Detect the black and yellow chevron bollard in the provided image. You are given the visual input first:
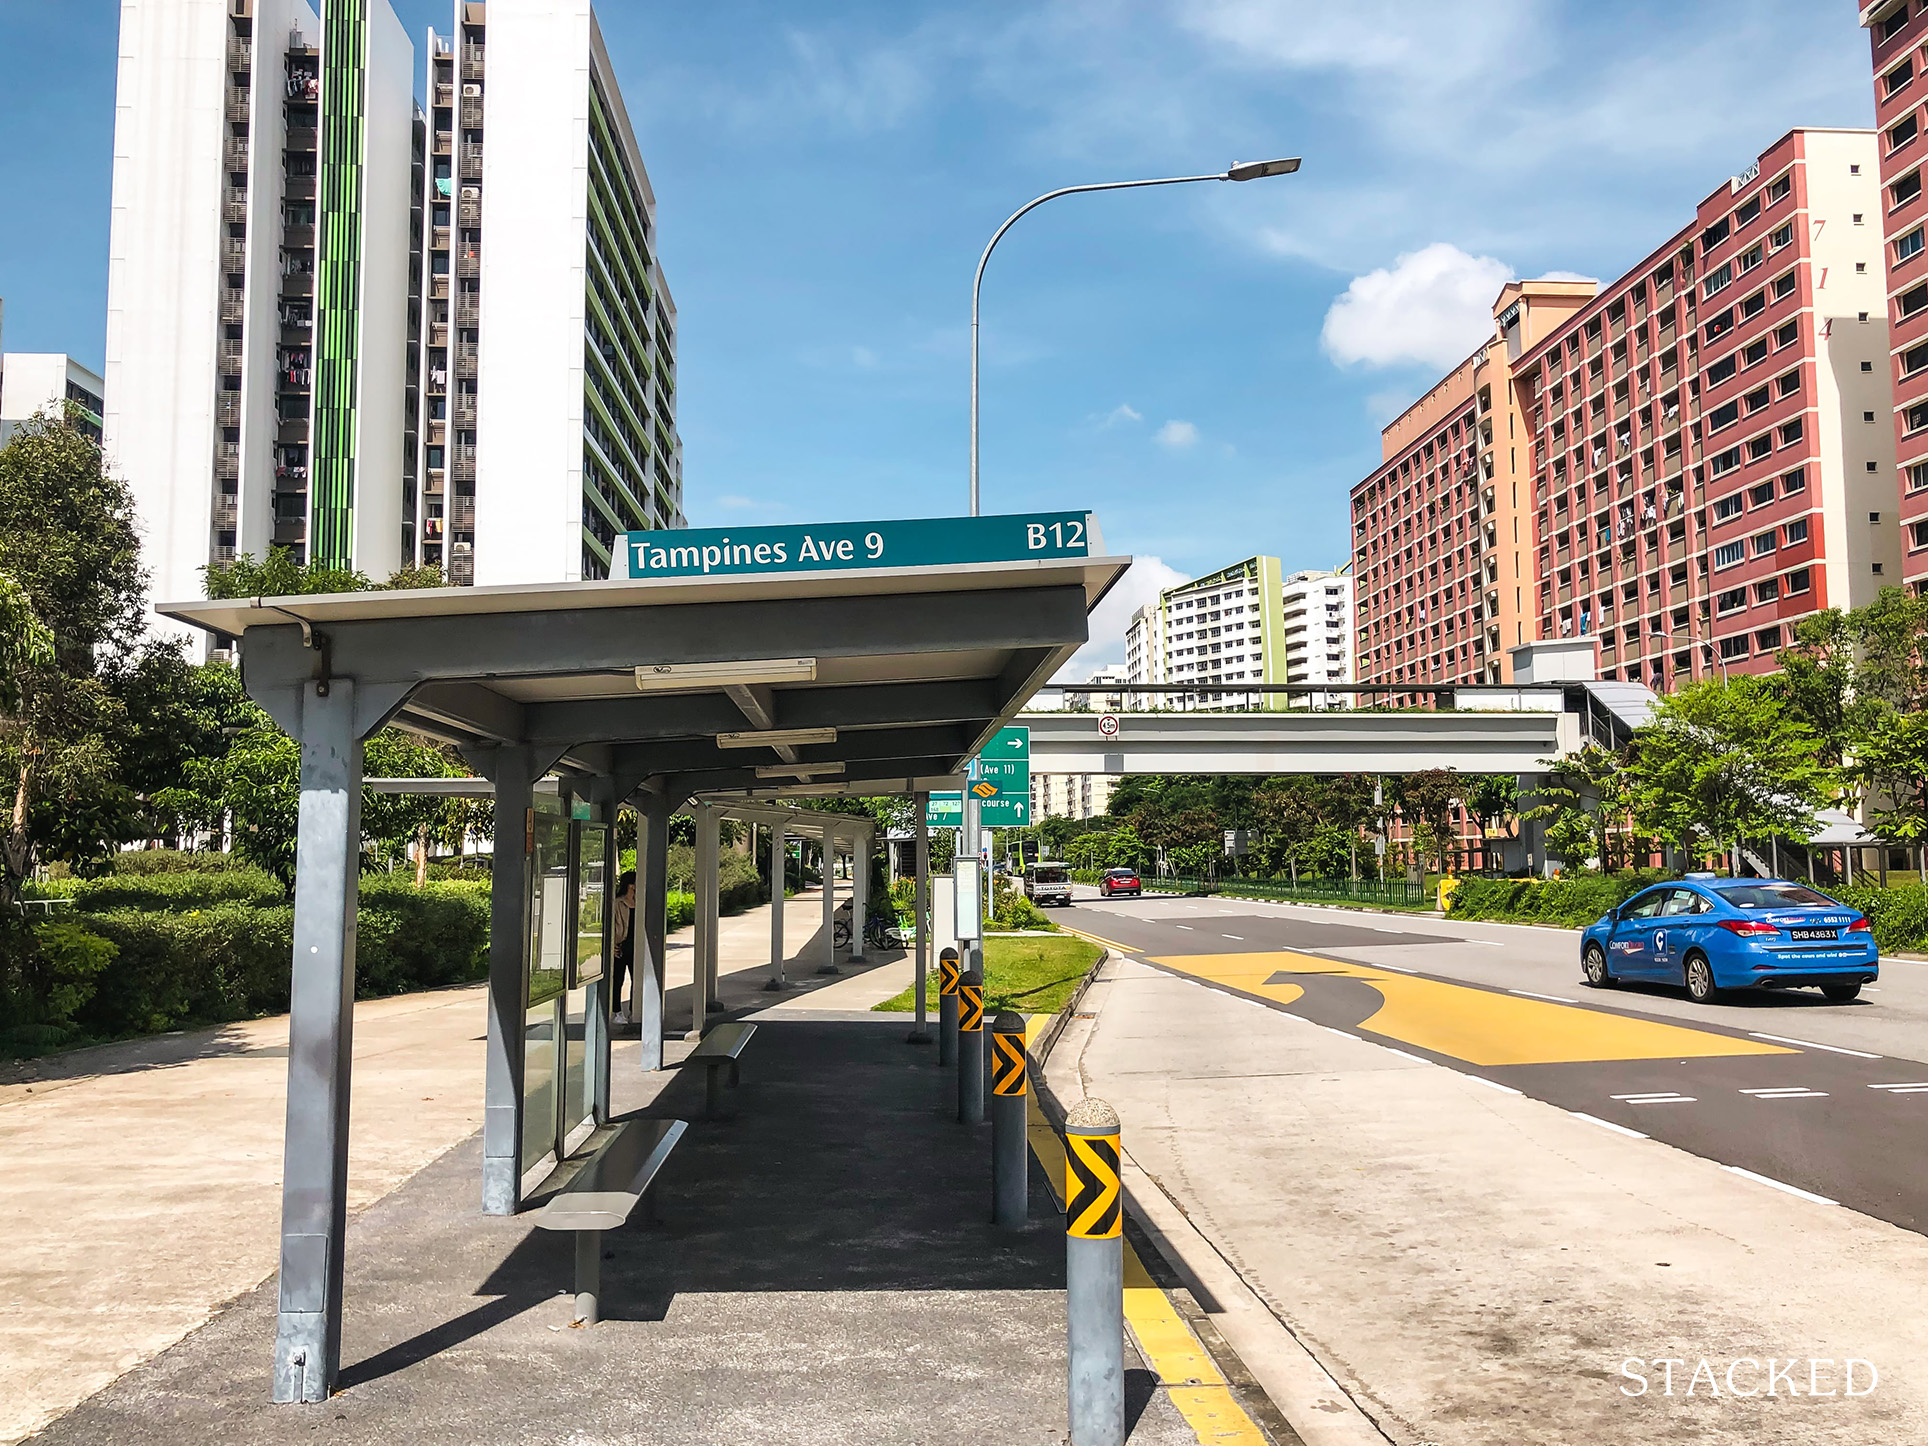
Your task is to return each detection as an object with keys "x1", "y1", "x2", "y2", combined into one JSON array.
[
  {"x1": 990, "y1": 1012, "x2": 1028, "y2": 1230},
  {"x1": 1065, "y1": 1097, "x2": 1123, "y2": 1446},
  {"x1": 938, "y1": 947, "x2": 961, "y2": 1067},
  {"x1": 956, "y1": 969, "x2": 984, "y2": 1124}
]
